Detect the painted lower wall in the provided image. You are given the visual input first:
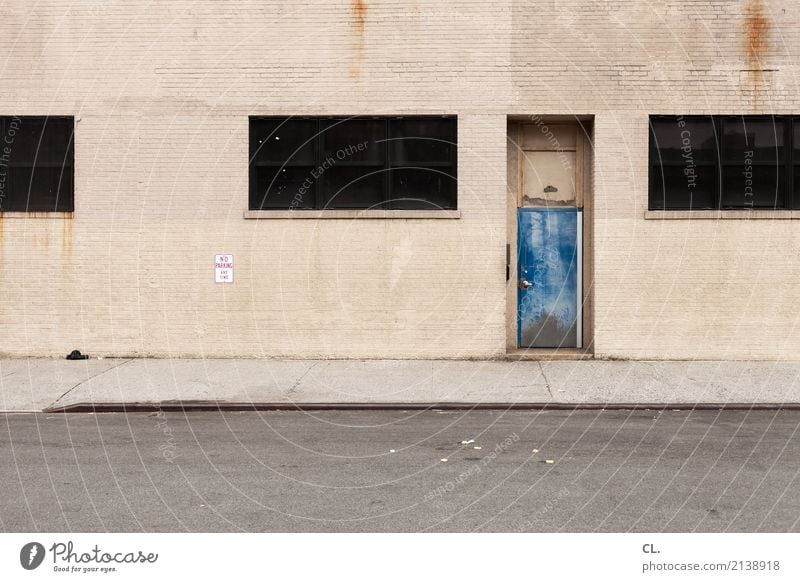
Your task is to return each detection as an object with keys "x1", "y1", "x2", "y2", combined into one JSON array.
[{"x1": 1, "y1": 0, "x2": 799, "y2": 360}]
